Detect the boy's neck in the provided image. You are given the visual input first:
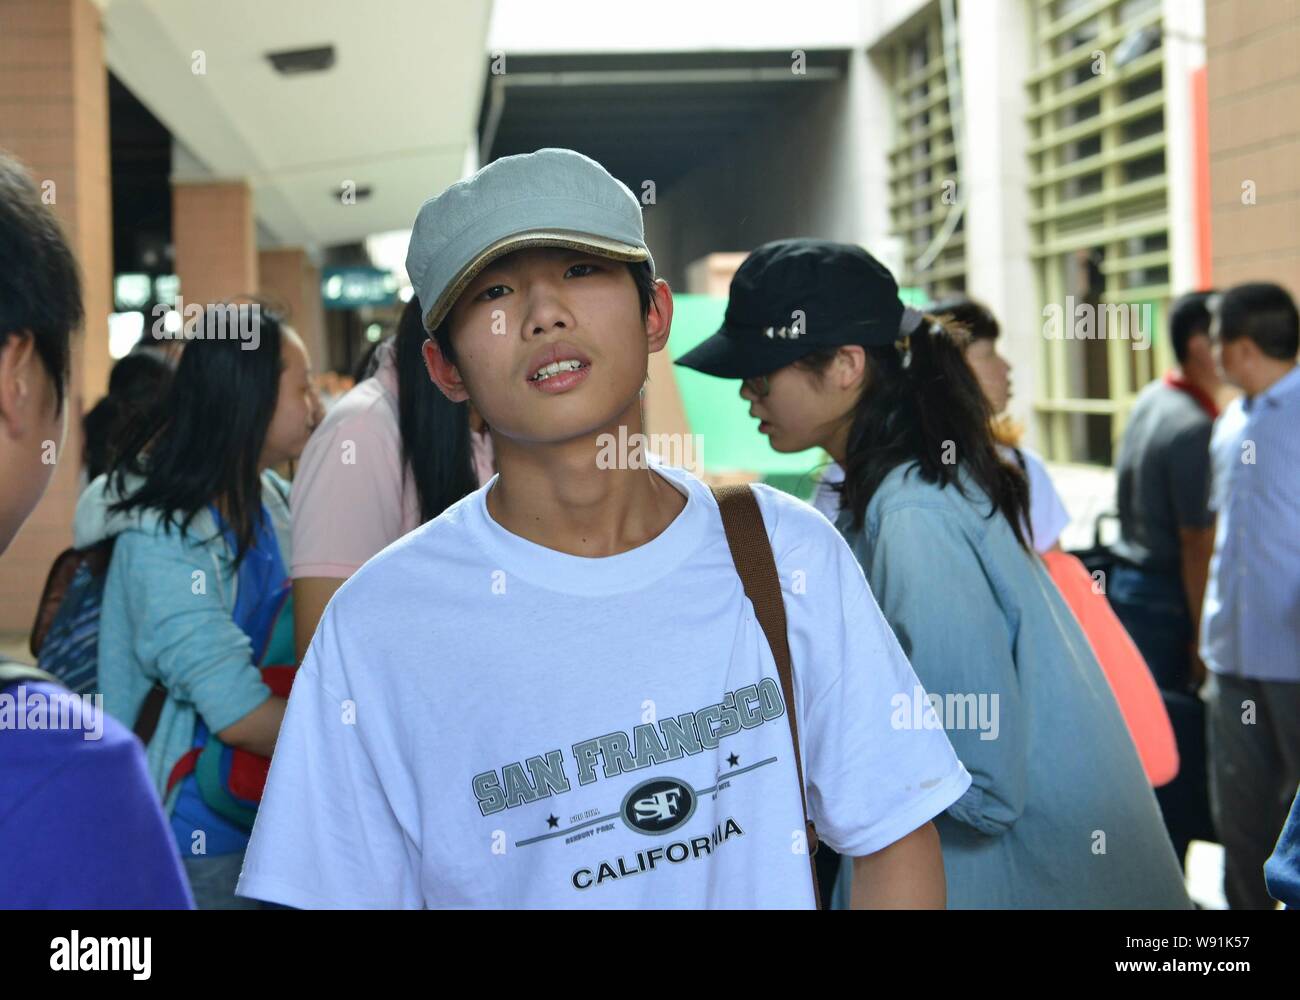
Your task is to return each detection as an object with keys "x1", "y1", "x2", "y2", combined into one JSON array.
[{"x1": 486, "y1": 402, "x2": 687, "y2": 558}]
